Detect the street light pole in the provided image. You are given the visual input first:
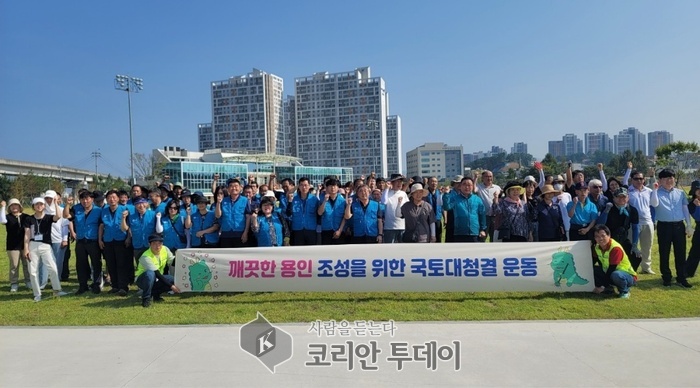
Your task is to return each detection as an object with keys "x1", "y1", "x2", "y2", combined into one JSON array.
[{"x1": 114, "y1": 74, "x2": 143, "y2": 185}]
